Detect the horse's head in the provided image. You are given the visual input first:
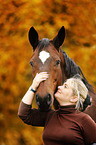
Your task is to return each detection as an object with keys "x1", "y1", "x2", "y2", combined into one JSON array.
[{"x1": 29, "y1": 26, "x2": 66, "y2": 111}]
